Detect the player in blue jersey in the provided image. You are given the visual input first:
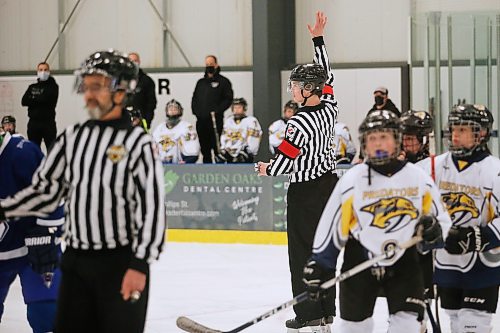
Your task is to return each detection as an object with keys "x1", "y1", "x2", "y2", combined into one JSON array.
[{"x1": 0, "y1": 130, "x2": 64, "y2": 333}]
